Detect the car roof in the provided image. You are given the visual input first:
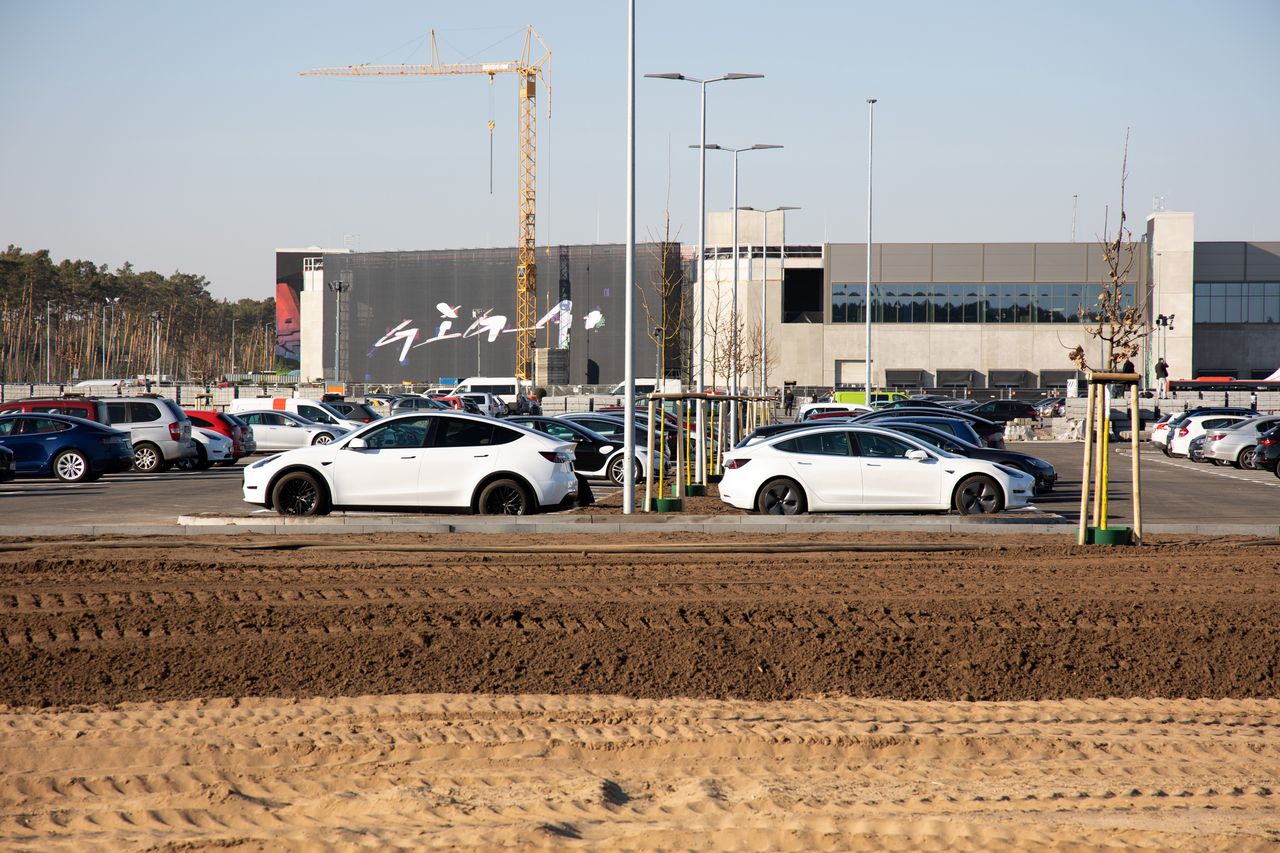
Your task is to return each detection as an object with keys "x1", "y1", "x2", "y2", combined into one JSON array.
[{"x1": 0, "y1": 410, "x2": 113, "y2": 429}]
